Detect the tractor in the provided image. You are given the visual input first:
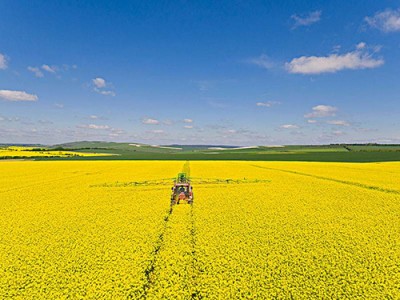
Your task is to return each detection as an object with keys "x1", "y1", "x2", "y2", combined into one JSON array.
[{"x1": 170, "y1": 172, "x2": 193, "y2": 205}]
